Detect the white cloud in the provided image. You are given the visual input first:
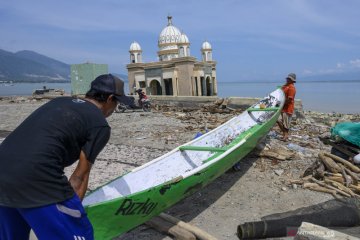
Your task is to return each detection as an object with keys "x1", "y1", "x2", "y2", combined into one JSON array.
[
  {"x1": 303, "y1": 69, "x2": 313, "y2": 75},
  {"x1": 336, "y1": 63, "x2": 345, "y2": 68},
  {"x1": 349, "y1": 59, "x2": 360, "y2": 68}
]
